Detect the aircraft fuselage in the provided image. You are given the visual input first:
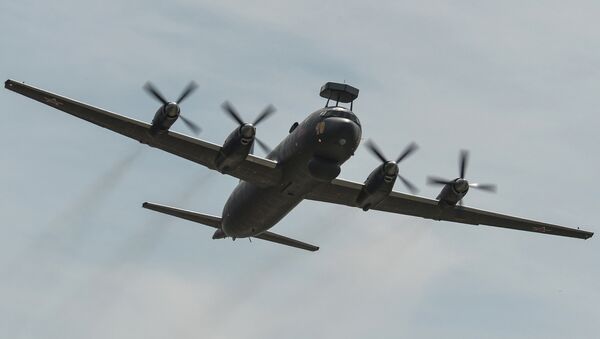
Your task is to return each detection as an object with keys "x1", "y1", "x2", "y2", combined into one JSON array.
[{"x1": 221, "y1": 106, "x2": 362, "y2": 237}]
